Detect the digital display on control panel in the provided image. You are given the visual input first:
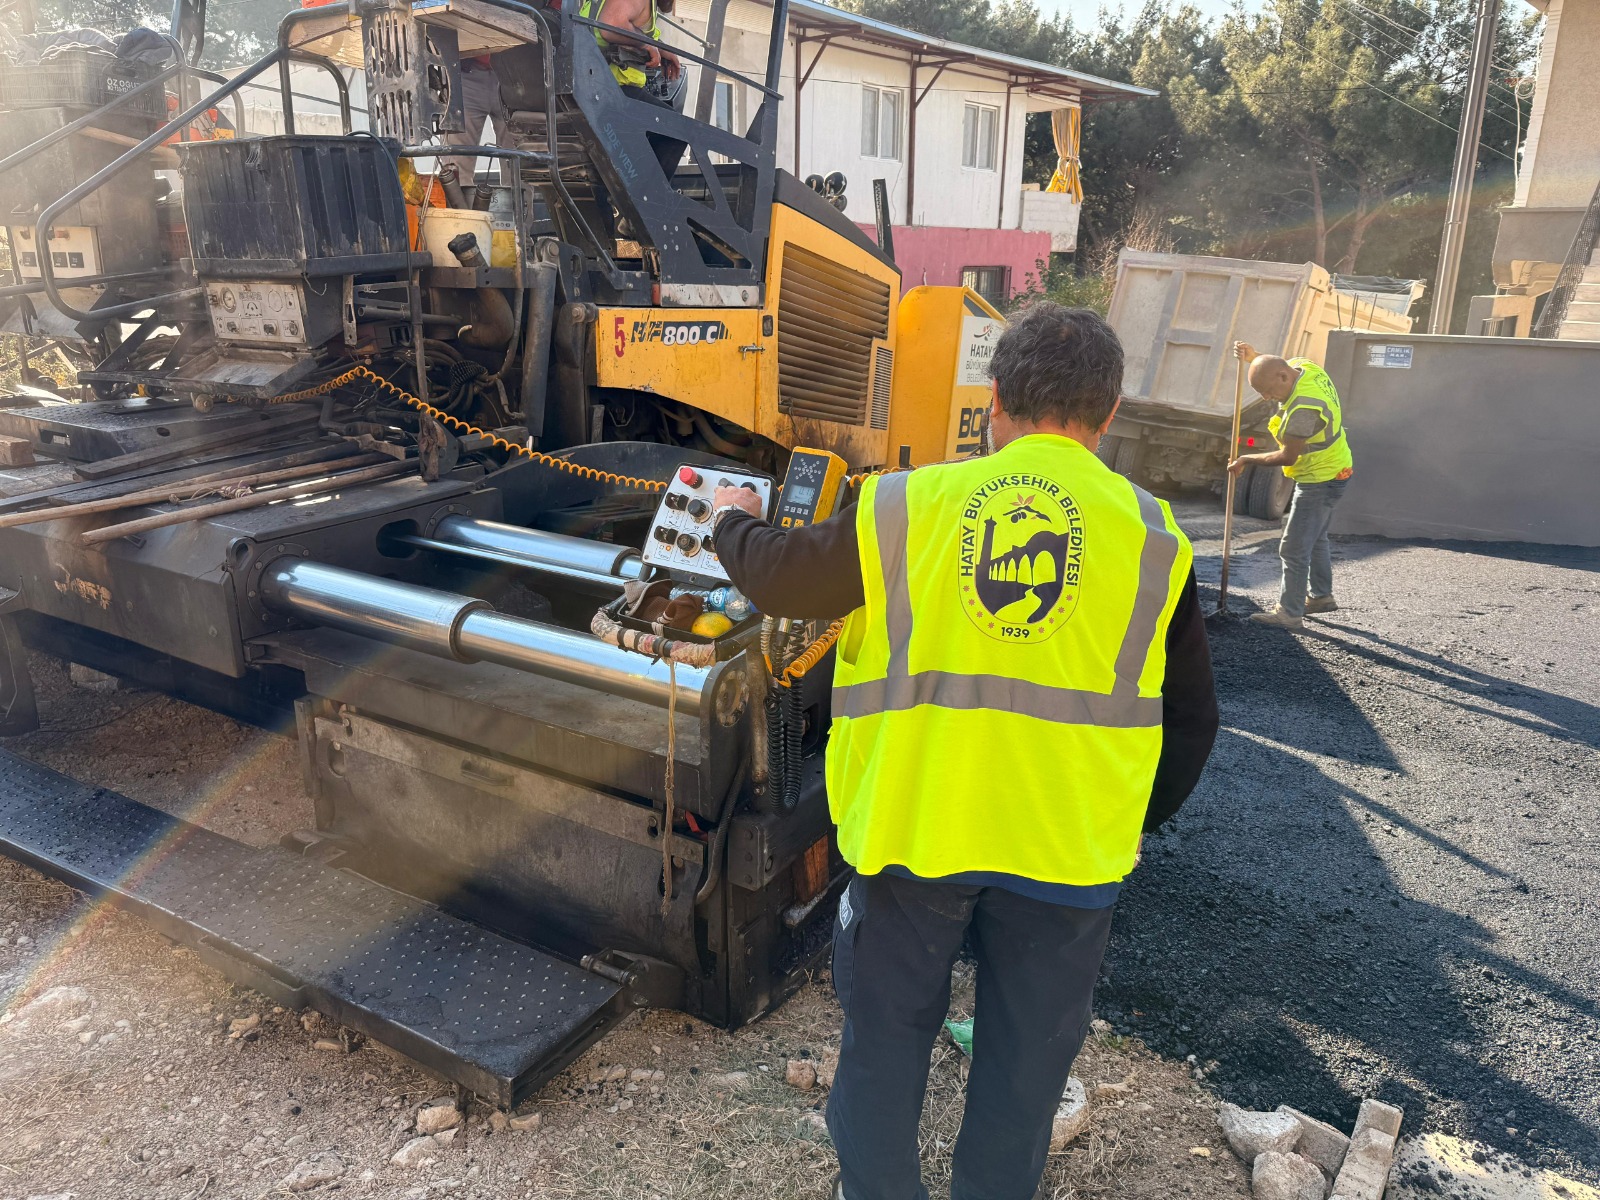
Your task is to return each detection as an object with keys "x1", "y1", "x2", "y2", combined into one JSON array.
[{"x1": 773, "y1": 449, "x2": 846, "y2": 529}]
